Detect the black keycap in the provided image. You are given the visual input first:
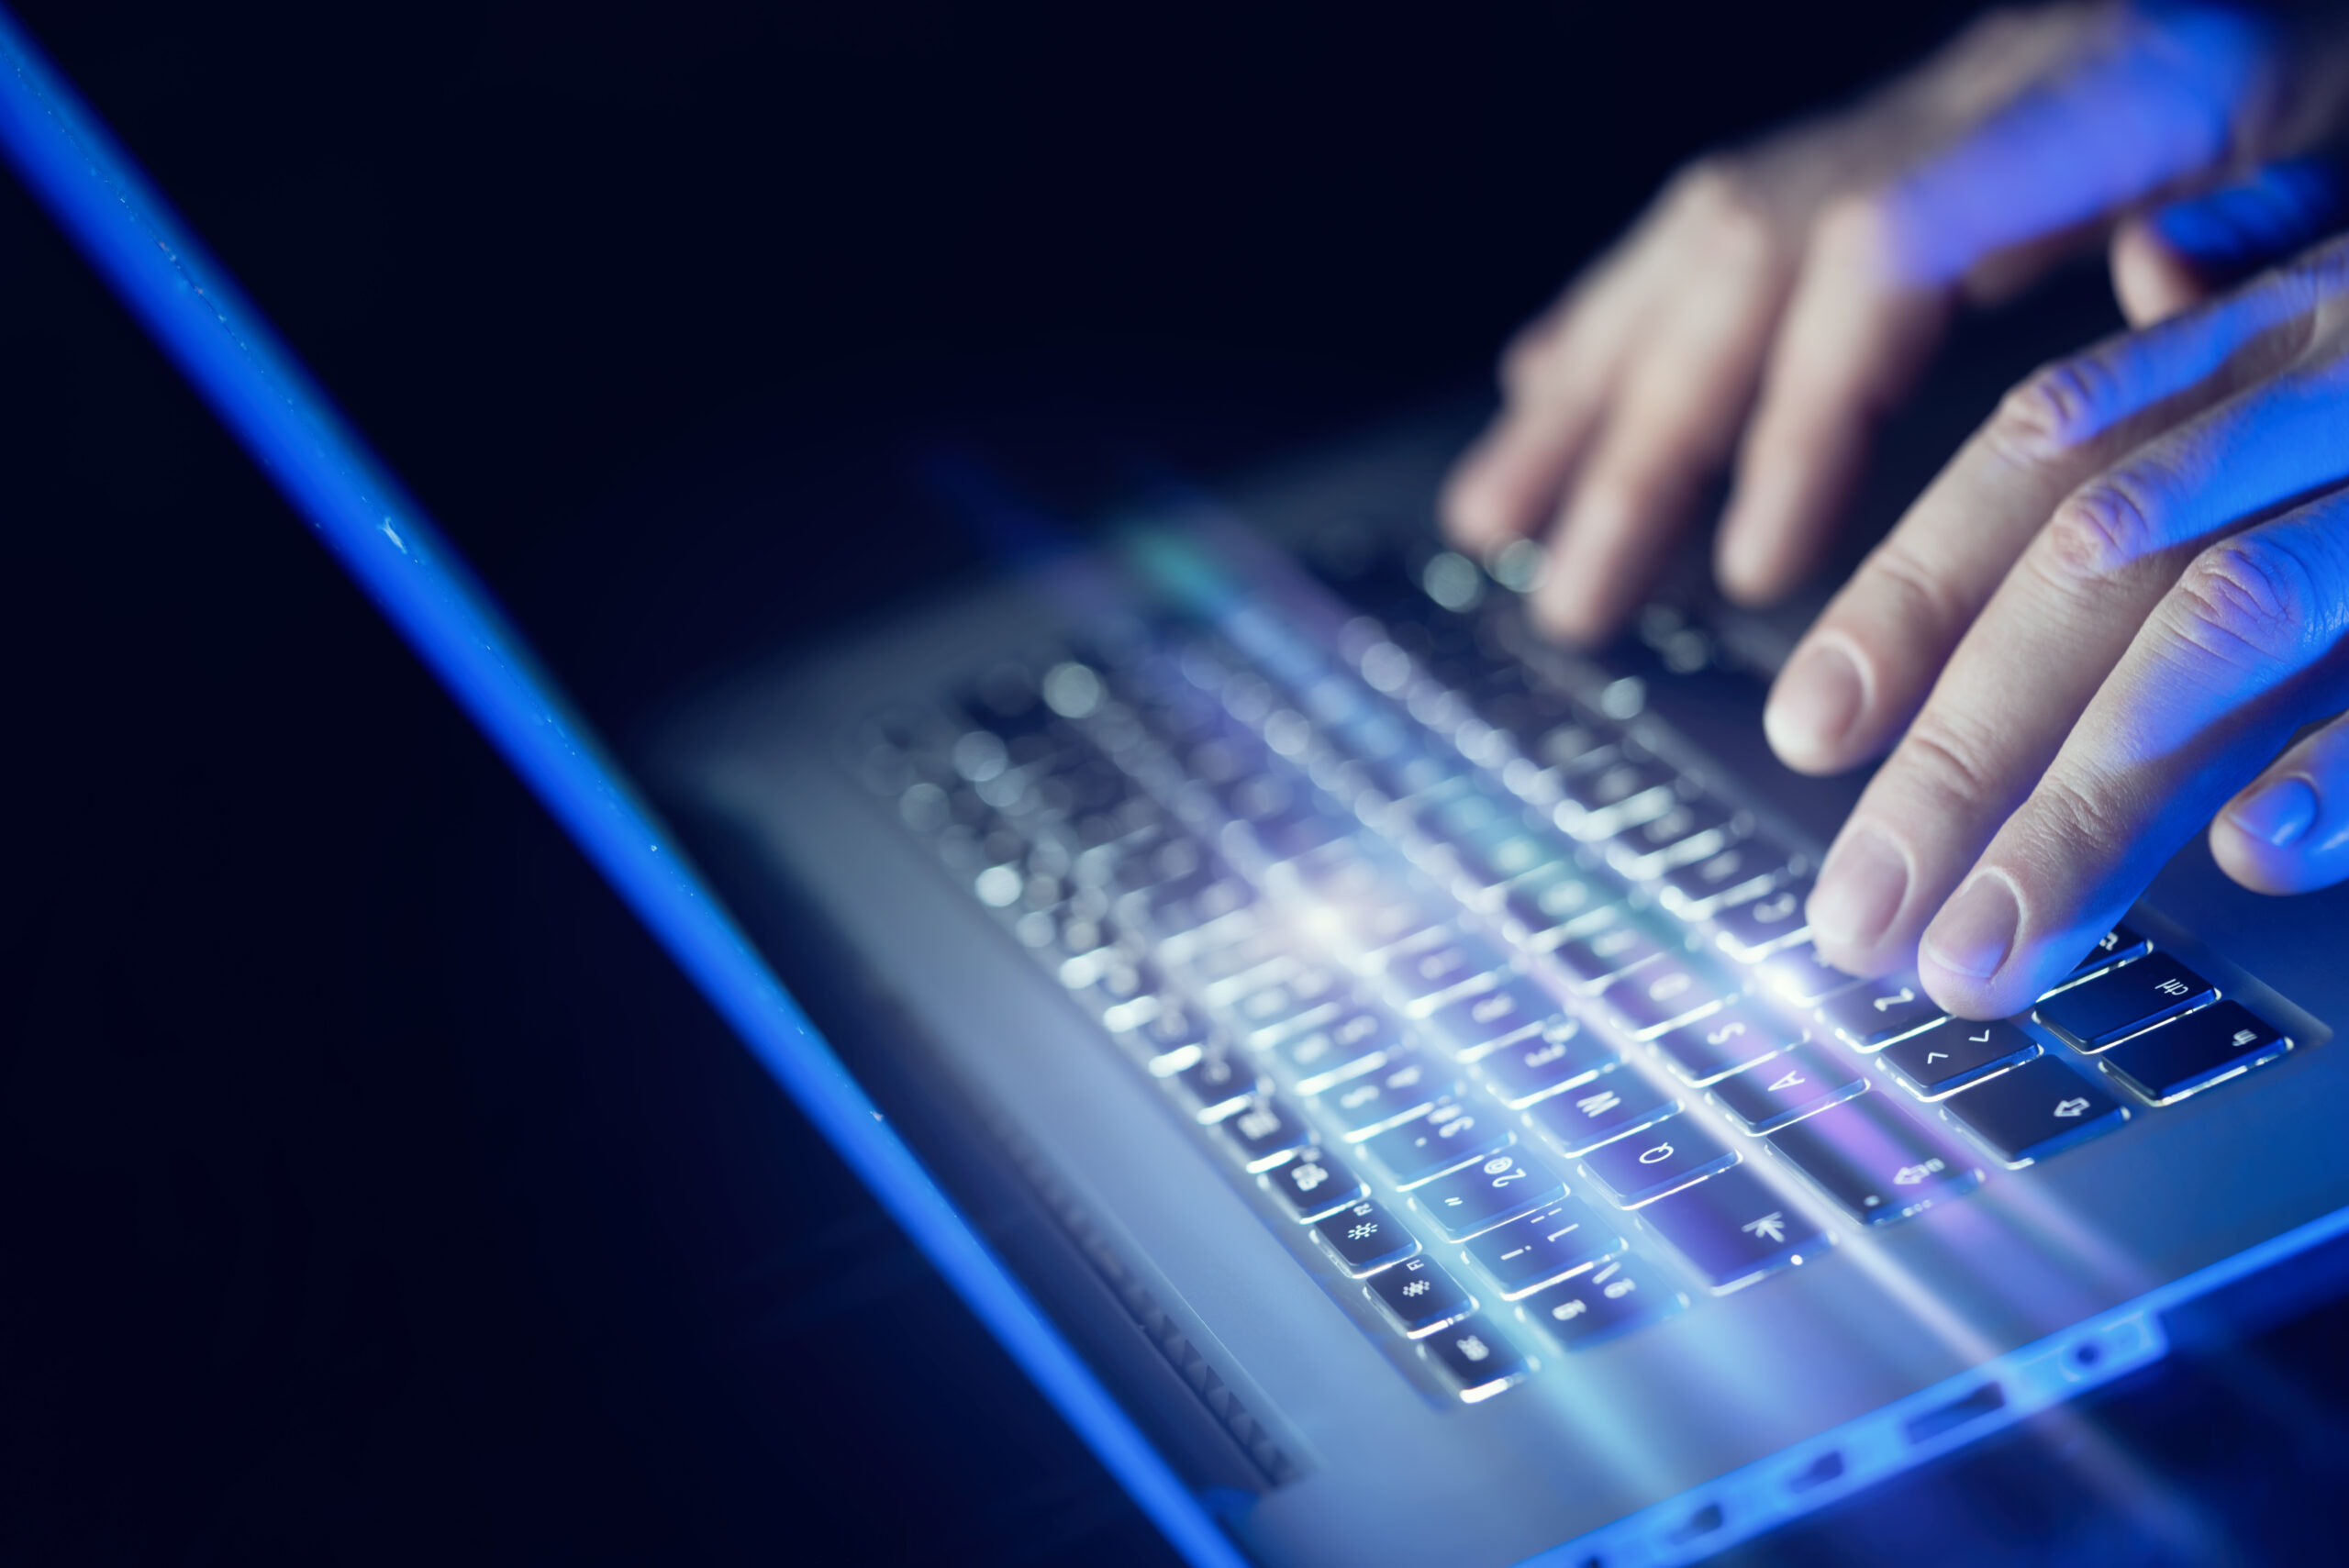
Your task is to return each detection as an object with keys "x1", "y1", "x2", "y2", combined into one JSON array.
[
  {"x1": 1379, "y1": 930, "x2": 1513, "y2": 1016},
  {"x1": 1491, "y1": 862, "x2": 1617, "y2": 951},
  {"x1": 1758, "y1": 943, "x2": 1865, "y2": 1006},
  {"x1": 1581, "y1": 1112, "x2": 1739, "y2": 1207},
  {"x1": 1559, "y1": 749, "x2": 1677, "y2": 832},
  {"x1": 1708, "y1": 1043, "x2": 1865, "y2": 1133},
  {"x1": 1419, "y1": 1314, "x2": 1534, "y2": 1402},
  {"x1": 1523, "y1": 1071, "x2": 1681, "y2": 1157},
  {"x1": 1361, "y1": 1099, "x2": 1514, "y2": 1188},
  {"x1": 1168, "y1": 1044, "x2": 1262, "y2": 1122},
  {"x1": 1364, "y1": 1255, "x2": 1476, "y2": 1337},
  {"x1": 1409, "y1": 1151, "x2": 1566, "y2": 1240},
  {"x1": 1660, "y1": 841, "x2": 1793, "y2": 920},
  {"x1": 2059, "y1": 921, "x2": 2152, "y2": 984},
  {"x1": 1230, "y1": 963, "x2": 1349, "y2": 1047},
  {"x1": 1313, "y1": 1199, "x2": 1420, "y2": 1277},
  {"x1": 1710, "y1": 878, "x2": 1813, "y2": 962},
  {"x1": 1879, "y1": 1018, "x2": 2040, "y2": 1100},
  {"x1": 1475, "y1": 1020, "x2": 1619, "y2": 1108},
  {"x1": 1552, "y1": 916, "x2": 1665, "y2": 993},
  {"x1": 1461, "y1": 1197, "x2": 1624, "y2": 1298},
  {"x1": 1768, "y1": 1094, "x2": 1979, "y2": 1223},
  {"x1": 1606, "y1": 957, "x2": 1730, "y2": 1040},
  {"x1": 1271, "y1": 1007, "x2": 1400, "y2": 1094},
  {"x1": 1454, "y1": 827, "x2": 1564, "y2": 891},
  {"x1": 1421, "y1": 978, "x2": 1571, "y2": 1062},
  {"x1": 1219, "y1": 1094, "x2": 1315, "y2": 1173},
  {"x1": 1313, "y1": 1051, "x2": 1451, "y2": 1140},
  {"x1": 1517, "y1": 1255, "x2": 1682, "y2": 1350},
  {"x1": 2033, "y1": 952, "x2": 2216, "y2": 1051},
  {"x1": 1343, "y1": 890, "x2": 1450, "y2": 959},
  {"x1": 1651, "y1": 1006, "x2": 1802, "y2": 1086},
  {"x1": 1639, "y1": 1163, "x2": 1829, "y2": 1292},
  {"x1": 1259, "y1": 1149, "x2": 1367, "y2": 1222},
  {"x1": 1941, "y1": 1054, "x2": 2131, "y2": 1166},
  {"x1": 1817, "y1": 976, "x2": 1946, "y2": 1051},
  {"x1": 1607, "y1": 795, "x2": 1741, "y2": 880},
  {"x1": 2098, "y1": 1000, "x2": 2292, "y2": 1105},
  {"x1": 1187, "y1": 931, "x2": 1299, "y2": 1005},
  {"x1": 1123, "y1": 998, "x2": 1213, "y2": 1073}
]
